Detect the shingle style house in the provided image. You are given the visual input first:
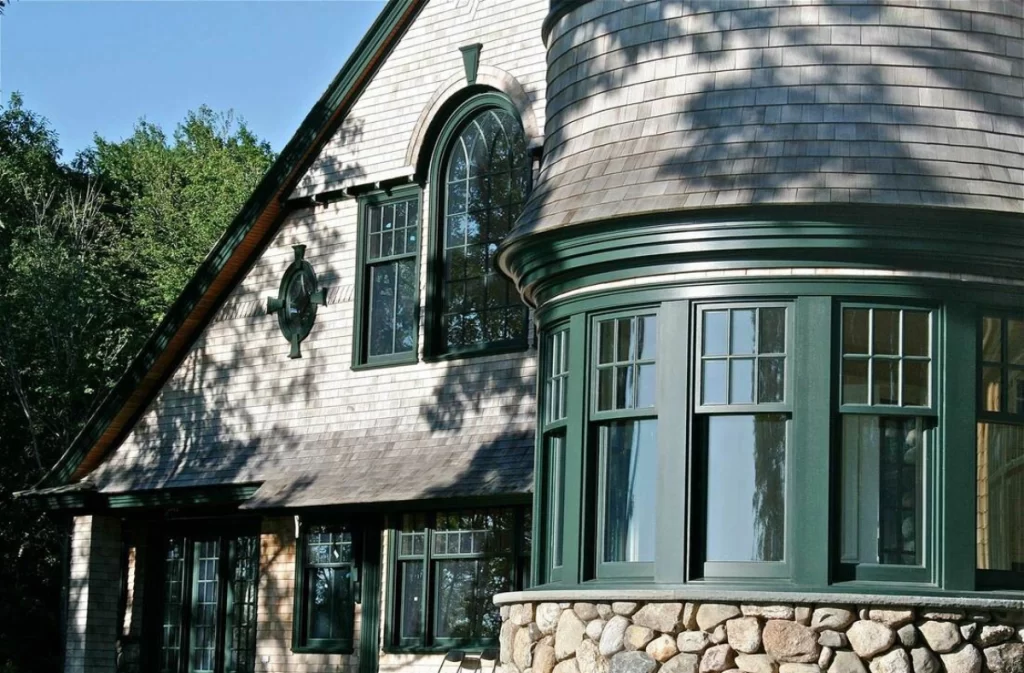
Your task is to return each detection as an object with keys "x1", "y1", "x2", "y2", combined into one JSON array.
[{"x1": 21, "y1": 1, "x2": 1024, "y2": 673}]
